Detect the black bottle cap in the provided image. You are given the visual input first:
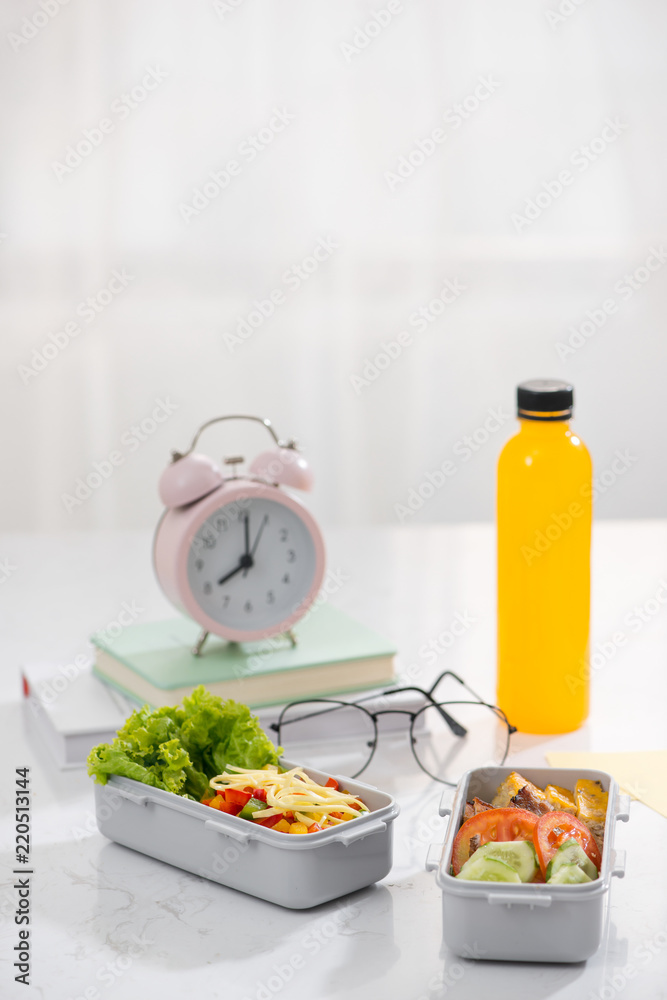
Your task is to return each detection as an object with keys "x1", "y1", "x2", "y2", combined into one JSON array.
[{"x1": 517, "y1": 379, "x2": 573, "y2": 420}]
